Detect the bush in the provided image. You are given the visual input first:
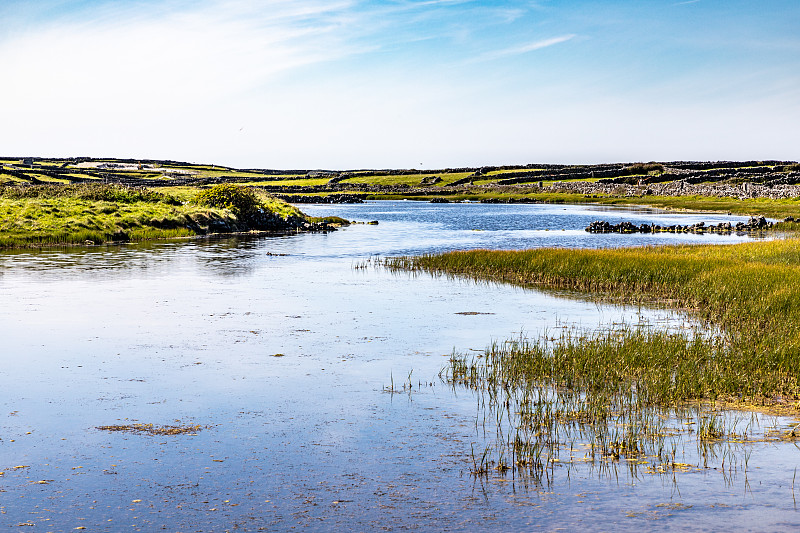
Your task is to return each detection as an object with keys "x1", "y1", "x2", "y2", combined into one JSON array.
[
  {"x1": 192, "y1": 184, "x2": 262, "y2": 217},
  {"x1": 625, "y1": 163, "x2": 664, "y2": 175}
]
